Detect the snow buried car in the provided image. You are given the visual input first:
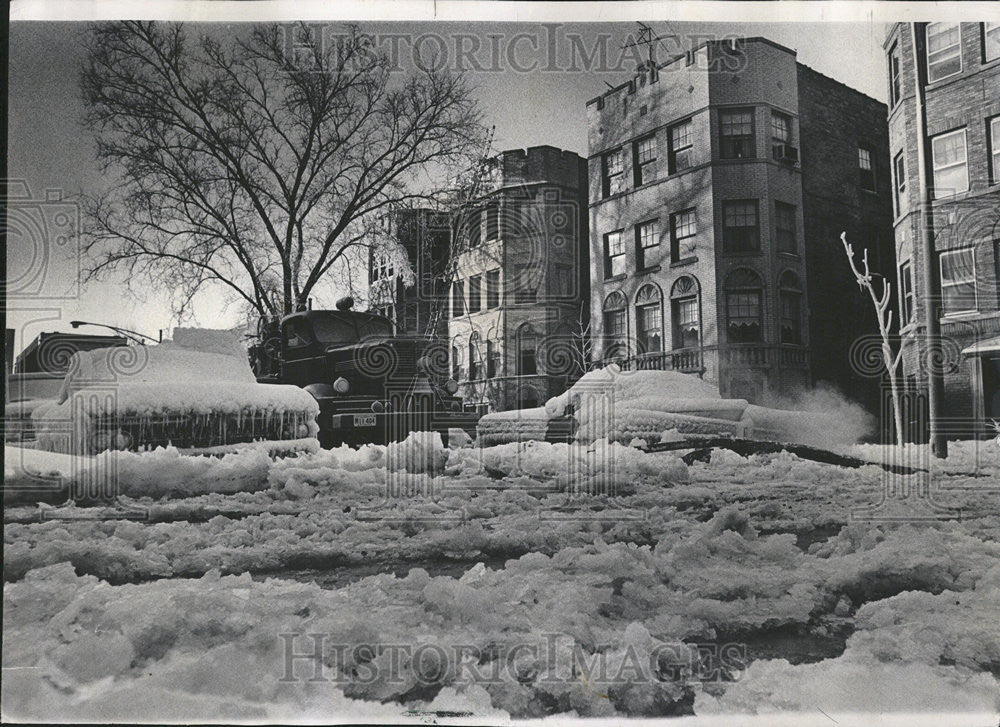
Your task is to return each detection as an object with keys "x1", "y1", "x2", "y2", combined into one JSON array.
[{"x1": 32, "y1": 328, "x2": 320, "y2": 456}]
